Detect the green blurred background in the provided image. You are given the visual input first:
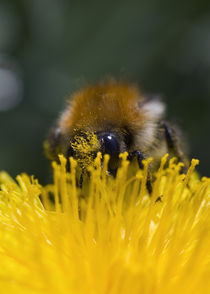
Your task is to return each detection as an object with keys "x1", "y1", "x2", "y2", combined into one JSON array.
[{"x1": 0, "y1": 0, "x2": 209, "y2": 184}]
